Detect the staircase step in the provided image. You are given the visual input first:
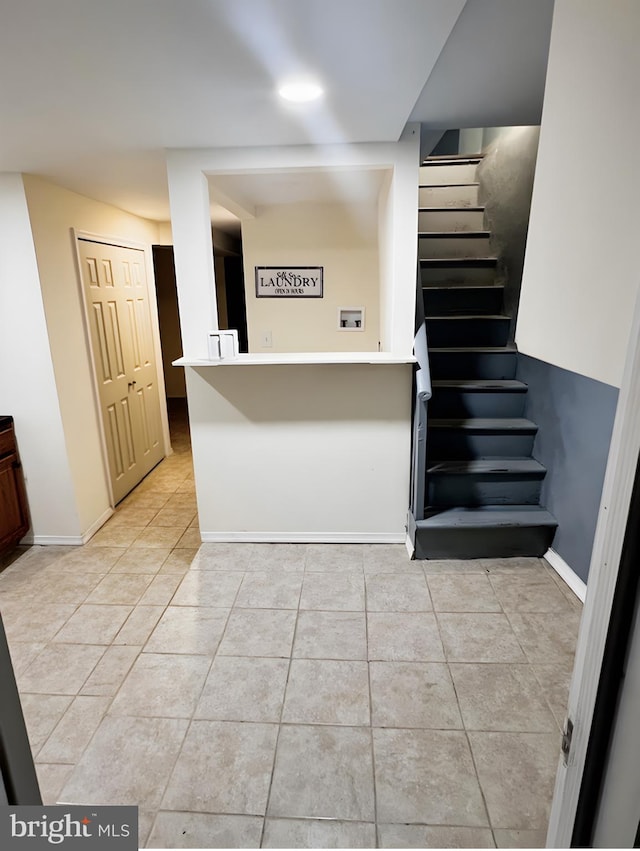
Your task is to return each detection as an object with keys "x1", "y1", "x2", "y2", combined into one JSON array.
[
  {"x1": 423, "y1": 285, "x2": 504, "y2": 315},
  {"x1": 419, "y1": 233, "x2": 492, "y2": 260},
  {"x1": 419, "y1": 164, "x2": 478, "y2": 185},
  {"x1": 427, "y1": 458, "x2": 546, "y2": 506},
  {"x1": 414, "y1": 505, "x2": 557, "y2": 559},
  {"x1": 421, "y1": 257, "x2": 499, "y2": 286},
  {"x1": 422, "y1": 154, "x2": 483, "y2": 165},
  {"x1": 418, "y1": 207, "x2": 485, "y2": 233},
  {"x1": 429, "y1": 347, "x2": 517, "y2": 380},
  {"x1": 430, "y1": 380, "x2": 527, "y2": 418},
  {"x1": 427, "y1": 418, "x2": 538, "y2": 460},
  {"x1": 419, "y1": 184, "x2": 480, "y2": 208},
  {"x1": 426, "y1": 315, "x2": 510, "y2": 347}
]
